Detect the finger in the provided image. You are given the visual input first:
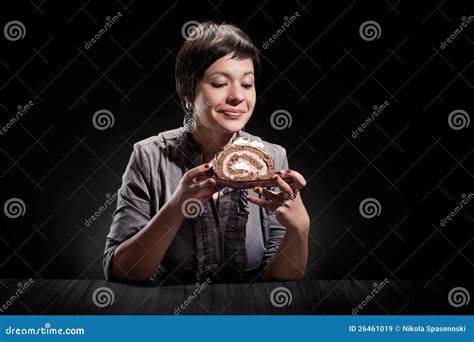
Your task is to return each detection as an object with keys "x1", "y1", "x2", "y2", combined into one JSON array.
[
  {"x1": 185, "y1": 163, "x2": 212, "y2": 183},
  {"x1": 246, "y1": 195, "x2": 273, "y2": 210},
  {"x1": 254, "y1": 187, "x2": 279, "y2": 201},
  {"x1": 282, "y1": 199, "x2": 293, "y2": 208},
  {"x1": 277, "y1": 169, "x2": 297, "y2": 187},
  {"x1": 193, "y1": 177, "x2": 215, "y2": 190},
  {"x1": 273, "y1": 174, "x2": 293, "y2": 195},
  {"x1": 285, "y1": 169, "x2": 307, "y2": 190}
]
